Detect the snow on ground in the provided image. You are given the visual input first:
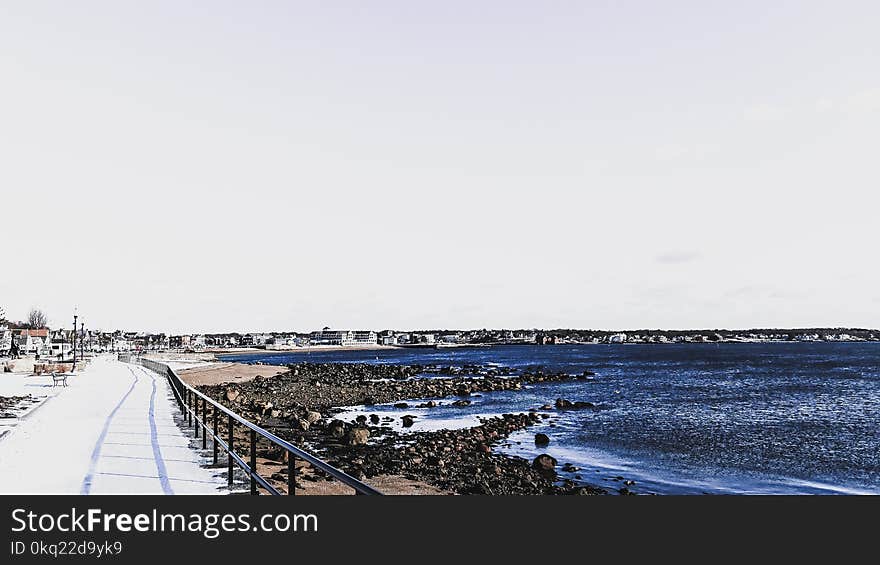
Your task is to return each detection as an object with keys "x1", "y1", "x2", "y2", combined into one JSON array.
[{"x1": 0, "y1": 356, "x2": 227, "y2": 494}]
